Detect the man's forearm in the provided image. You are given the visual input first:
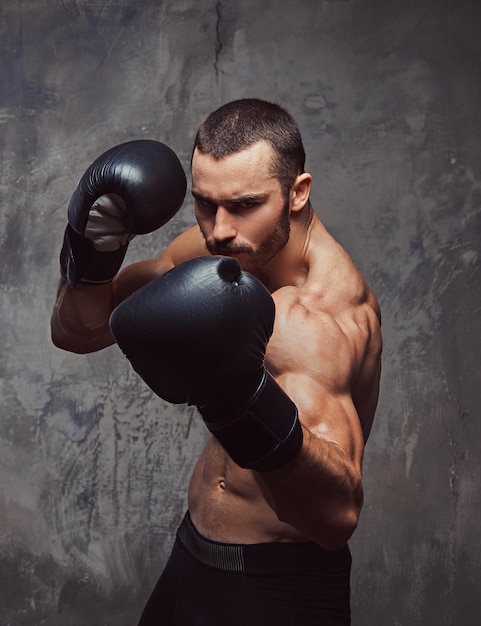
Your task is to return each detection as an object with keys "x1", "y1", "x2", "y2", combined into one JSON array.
[
  {"x1": 253, "y1": 427, "x2": 363, "y2": 550},
  {"x1": 50, "y1": 279, "x2": 116, "y2": 353}
]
